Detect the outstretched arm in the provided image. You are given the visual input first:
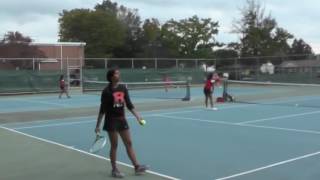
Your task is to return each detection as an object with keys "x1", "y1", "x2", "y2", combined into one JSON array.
[
  {"x1": 124, "y1": 87, "x2": 142, "y2": 122},
  {"x1": 129, "y1": 108, "x2": 142, "y2": 123}
]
